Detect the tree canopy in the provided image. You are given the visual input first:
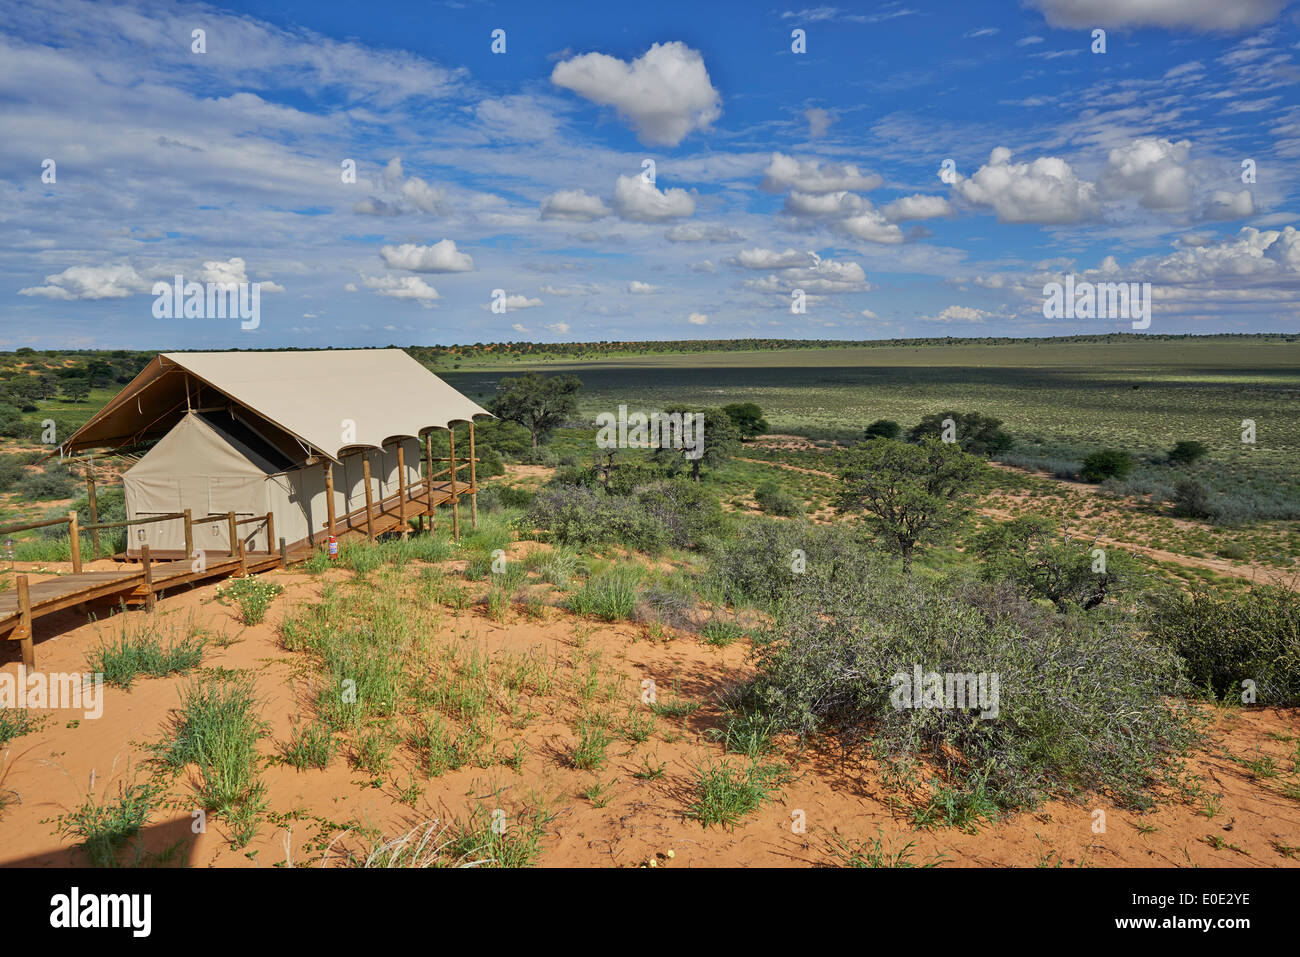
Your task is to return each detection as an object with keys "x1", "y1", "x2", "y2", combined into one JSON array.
[
  {"x1": 836, "y1": 437, "x2": 984, "y2": 565},
  {"x1": 908, "y1": 410, "x2": 1013, "y2": 457},
  {"x1": 487, "y1": 372, "x2": 581, "y2": 448}
]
